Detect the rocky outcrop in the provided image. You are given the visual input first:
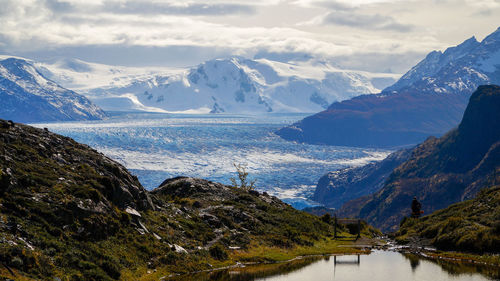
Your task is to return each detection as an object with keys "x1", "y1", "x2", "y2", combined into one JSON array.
[
  {"x1": 313, "y1": 148, "x2": 412, "y2": 209},
  {"x1": 339, "y1": 85, "x2": 500, "y2": 231},
  {"x1": 0, "y1": 119, "x2": 153, "y2": 212}
]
